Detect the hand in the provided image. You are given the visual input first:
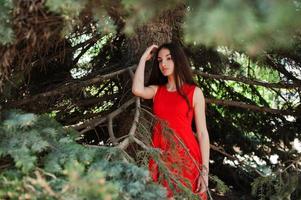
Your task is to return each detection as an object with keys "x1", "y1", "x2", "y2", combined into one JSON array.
[
  {"x1": 195, "y1": 173, "x2": 208, "y2": 194},
  {"x1": 141, "y1": 44, "x2": 158, "y2": 62}
]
